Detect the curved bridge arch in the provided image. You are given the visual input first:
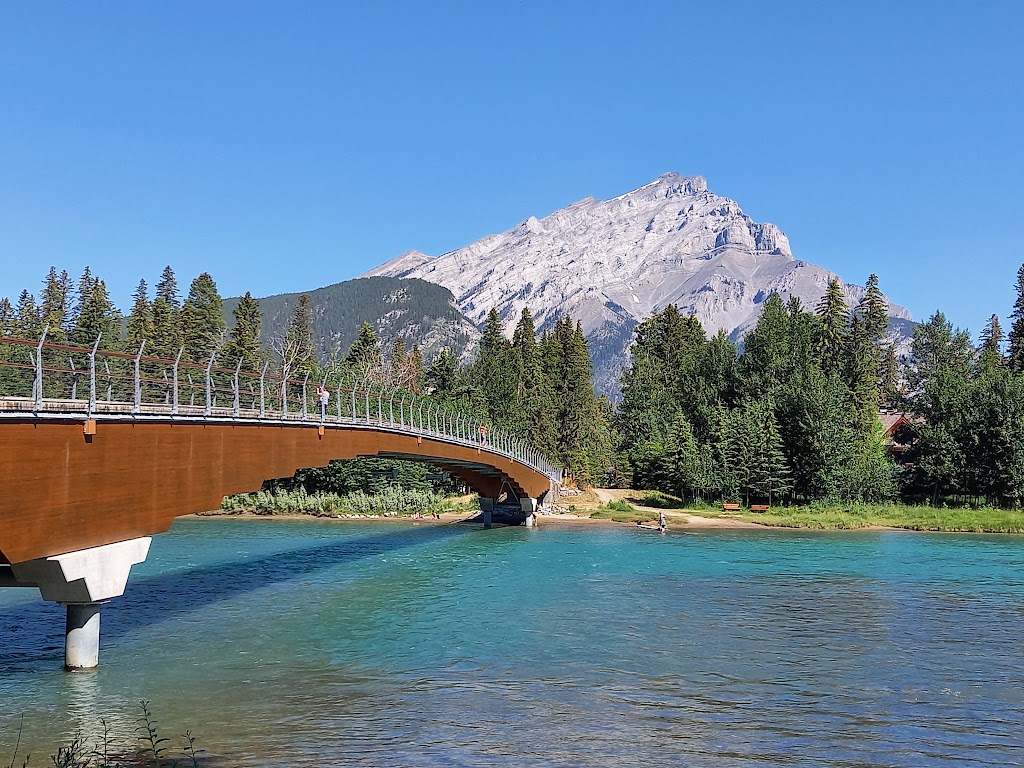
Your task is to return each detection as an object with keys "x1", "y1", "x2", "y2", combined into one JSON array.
[
  {"x1": 0, "y1": 414, "x2": 556, "y2": 564},
  {"x1": 0, "y1": 334, "x2": 559, "y2": 565}
]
